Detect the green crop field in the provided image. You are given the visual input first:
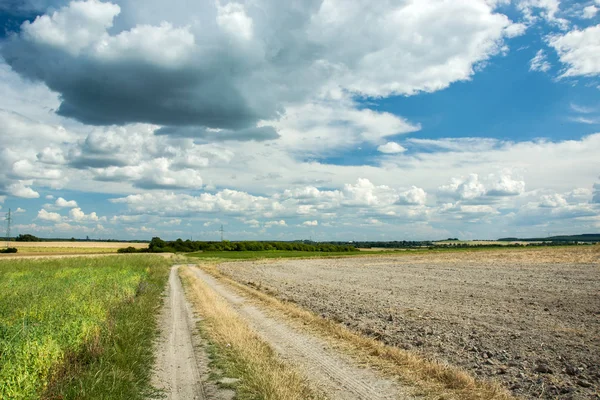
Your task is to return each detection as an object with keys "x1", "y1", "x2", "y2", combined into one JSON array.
[
  {"x1": 0, "y1": 255, "x2": 170, "y2": 399},
  {"x1": 187, "y1": 250, "x2": 387, "y2": 259}
]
